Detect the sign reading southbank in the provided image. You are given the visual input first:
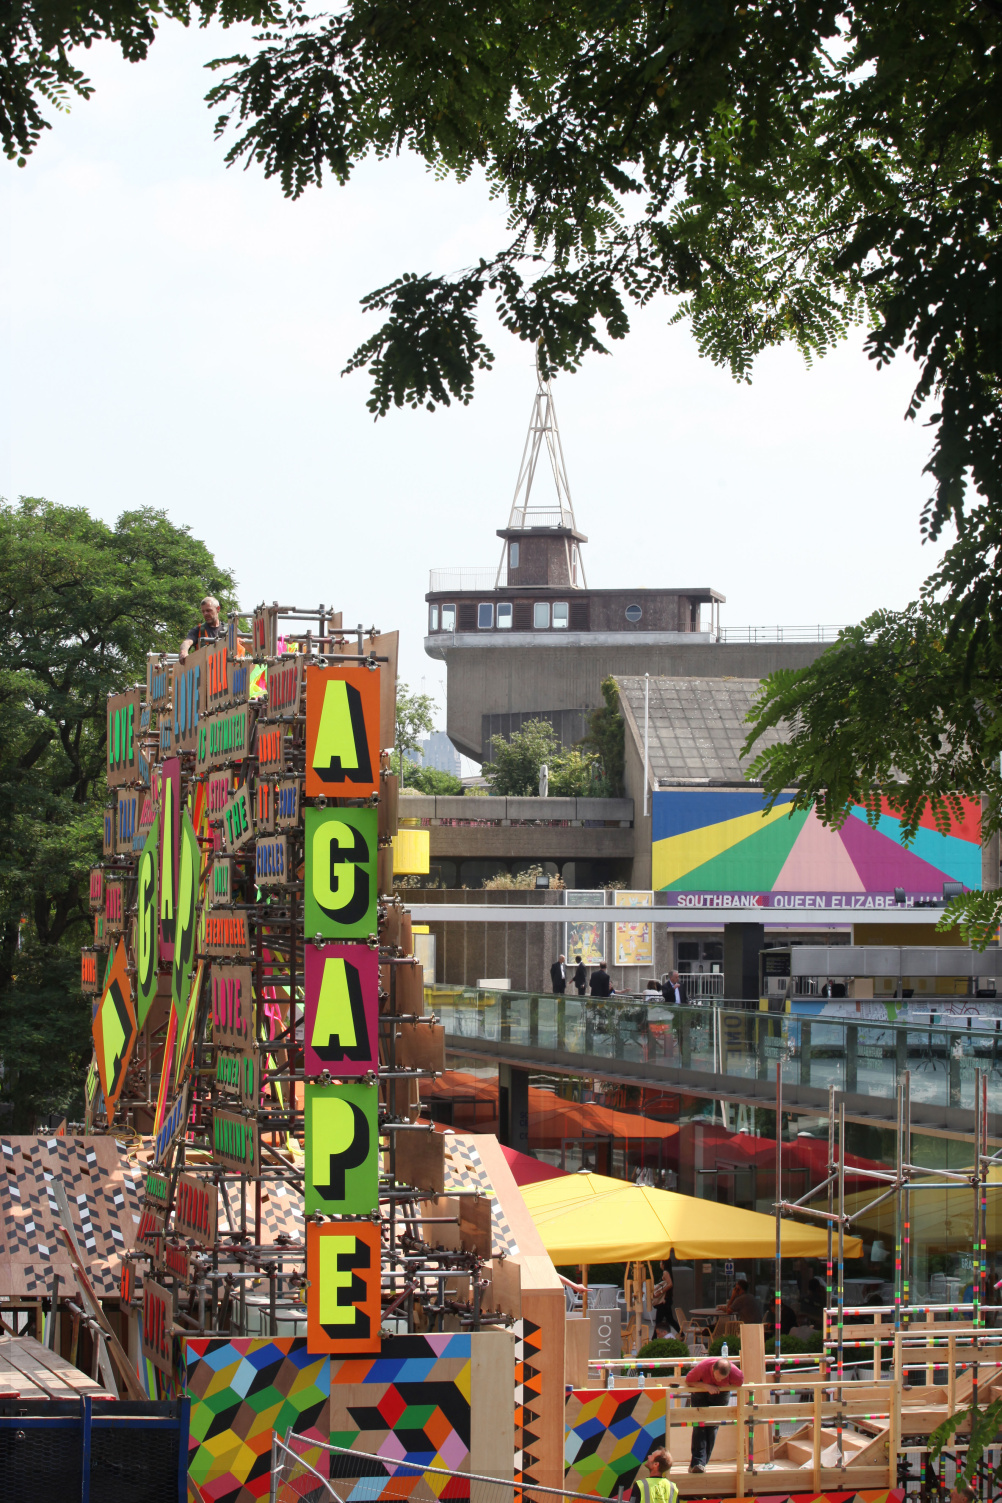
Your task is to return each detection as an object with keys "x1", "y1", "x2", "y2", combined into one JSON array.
[{"x1": 665, "y1": 890, "x2": 959, "y2": 910}]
